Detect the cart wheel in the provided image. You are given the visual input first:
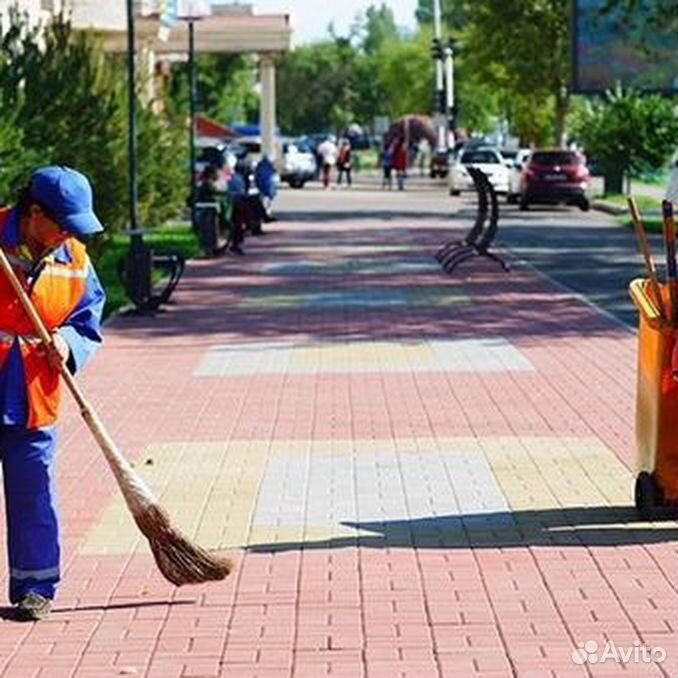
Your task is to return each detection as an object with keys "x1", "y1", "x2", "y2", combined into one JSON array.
[{"x1": 635, "y1": 472, "x2": 656, "y2": 519}]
